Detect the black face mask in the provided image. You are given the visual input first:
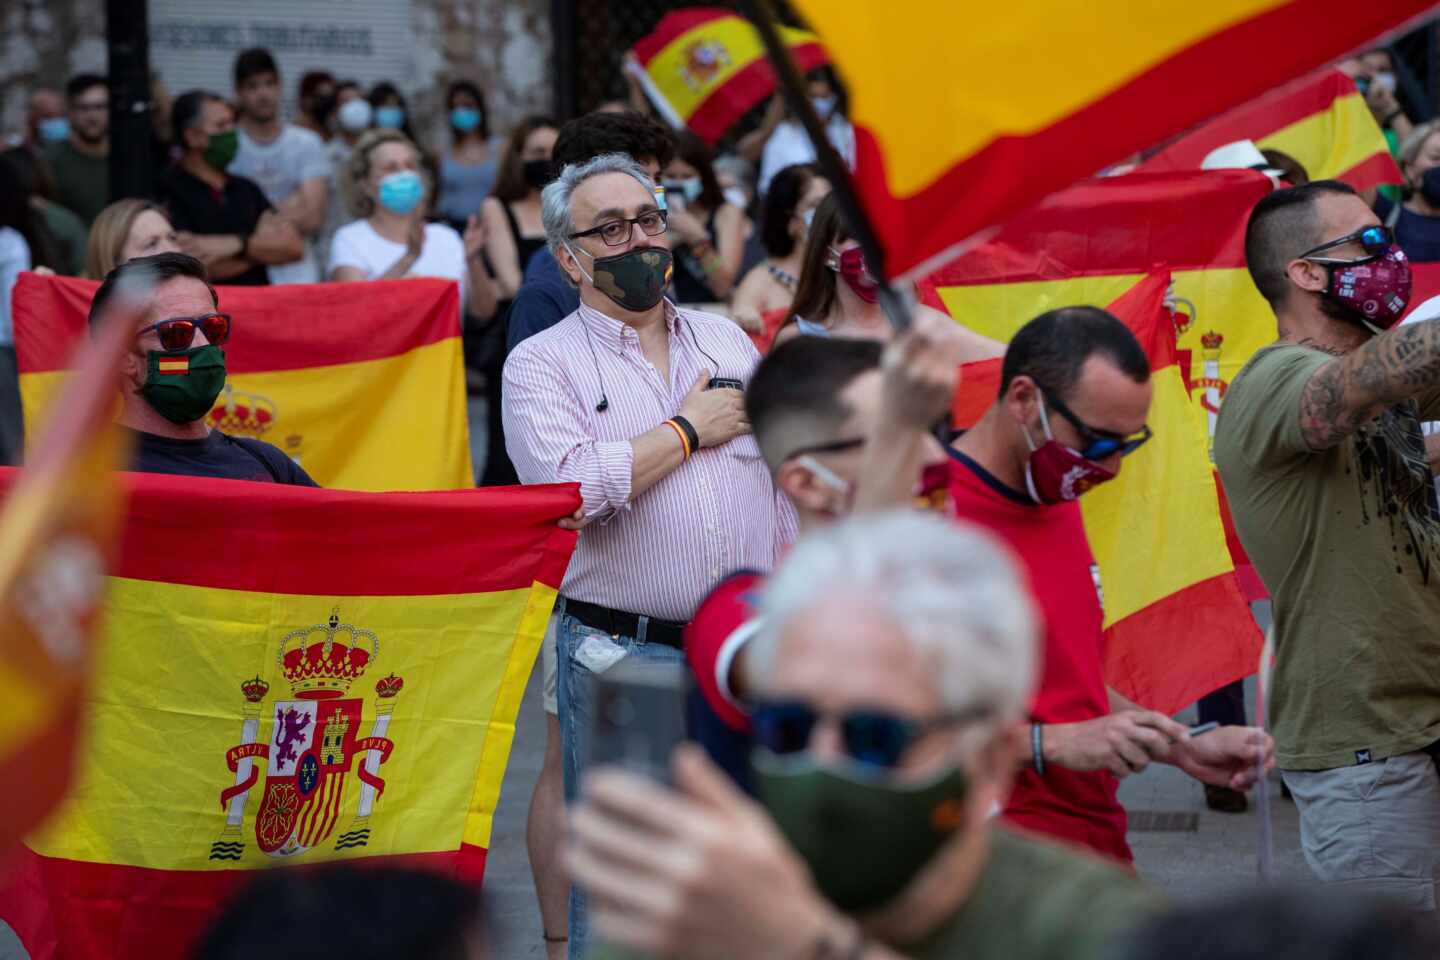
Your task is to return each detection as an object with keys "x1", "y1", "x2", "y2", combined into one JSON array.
[
  {"x1": 523, "y1": 159, "x2": 553, "y2": 190},
  {"x1": 1422, "y1": 166, "x2": 1440, "y2": 207}
]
